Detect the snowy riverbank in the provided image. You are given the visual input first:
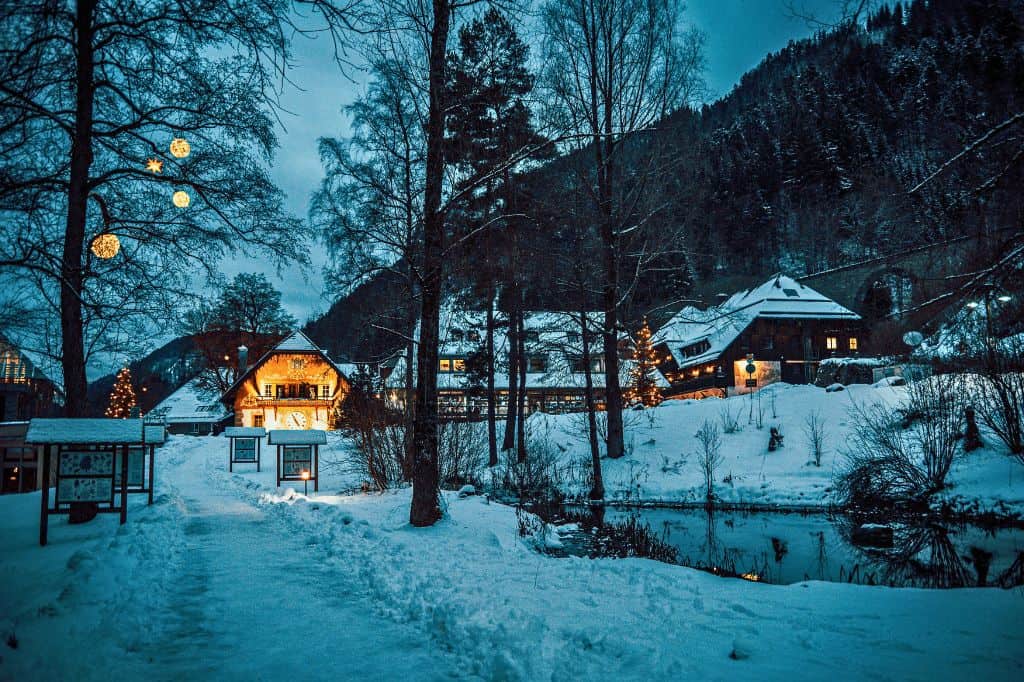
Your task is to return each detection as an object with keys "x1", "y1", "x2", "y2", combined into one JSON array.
[
  {"x1": 529, "y1": 382, "x2": 1024, "y2": 517},
  {"x1": 2, "y1": 434, "x2": 1023, "y2": 680}
]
